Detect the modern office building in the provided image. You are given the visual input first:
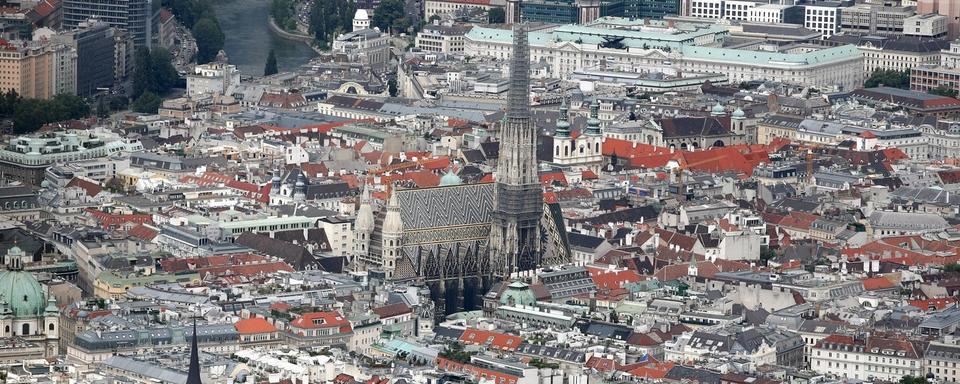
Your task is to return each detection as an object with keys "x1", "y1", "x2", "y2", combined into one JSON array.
[
  {"x1": 623, "y1": 0, "x2": 679, "y2": 19},
  {"x1": 747, "y1": 4, "x2": 804, "y2": 25},
  {"x1": 903, "y1": 13, "x2": 948, "y2": 39},
  {"x1": 839, "y1": 4, "x2": 913, "y2": 36},
  {"x1": 804, "y1": 2, "x2": 845, "y2": 39},
  {"x1": 918, "y1": 0, "x2": 960, "y2": 40},
  {"x1": 515, "y1": 0, "x2": 624, "y2": 24},
  {"x1": 62, "y1": 0, "x2": 159, "y2": 50},
  {"x1": 52, "y1": 20, "x2": 116, "y2": 96}
]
